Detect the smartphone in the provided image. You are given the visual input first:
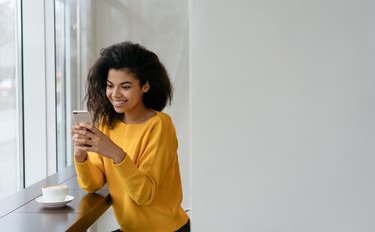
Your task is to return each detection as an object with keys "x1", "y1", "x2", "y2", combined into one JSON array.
[{"x1": 72, "y1": 110, "x2": 93, "y2": 125}]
